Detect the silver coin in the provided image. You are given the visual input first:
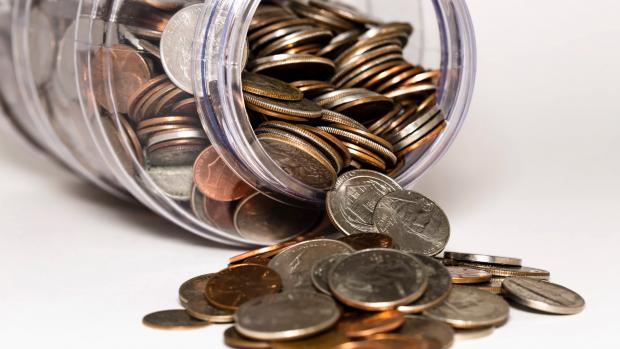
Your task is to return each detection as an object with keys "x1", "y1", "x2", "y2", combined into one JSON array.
[
  {"x1": 268, "y1": 239, "x2": 354, "y2": 291},
  {"x1": 373, "y1": 190, "x2": 449, "y2": 256},
  {"x1": 502, "y1": 278, "x2": 585, "y2": 315},
  {"x1": 146, "y1": 129, "x2": 207, "y2": 148},
  {"x1": 328, "y1": 248, "x2": 428, "y2": 310},
  {"x1": 424, "y1": 285, "x2": 510, "y2": 329},
  {"x1": 399, "y1": 316, "x2": 454, "y2": 349},
  {"x1": 234, "y1": 192, "x2": 322, "y2": 244},
  {"x1": 398, "y1": 255, "x2": 452, "y2": 314},
  {"x1": 185, "y1": 297, "x2": 235, "y2": 324},
  {"x1": 148, "y1": 143, "x2": 205, "y2": 167},
  {"x1": 310, "y1": 254, "x2": 349, "y2": 295},
  {"x1": 327, "y1": 170, "x2": 401, "y2": 235},
  {"x1": 235, "y1": 290, "x2": 340, "y2": 341},
  {"x1": 443, "y1": 251, "x2": 522, "y2": 267},
  {"x1": 160, "y1": 4, "x2": 203, "y2": 93},
  {"x1": 148, "y1": 165, "x2": 194, "y2": 201}
]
